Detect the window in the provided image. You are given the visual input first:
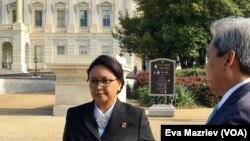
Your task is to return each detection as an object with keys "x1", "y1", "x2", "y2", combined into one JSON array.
[
  {"x1": 12, "y1": 10, "x2": 16, "y2": 23},
  {"x1": 34, "y1": 46, "x2": 43, "y2": 63},
  {"x1": 102, "y1": 10, "x2": 110, "y2": 27},
  {"x1": 79, "y1": 46, "x2": 88, "y2": 54},
  {"x1": 57, "y1": 10, "x2": 65, "y2": 27},
  {"x1": 57, "y1": 46, "x2": 66, "y2": 54},
  {"x1": 35, "y1": 10, "x2": 43, "y2": 27},
  {"x1": 102, "y1": 46, "x2": 112, "y2": 54},
  {"x1": 80, "y1": 10, "x2": 88, "y2": 27}
]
